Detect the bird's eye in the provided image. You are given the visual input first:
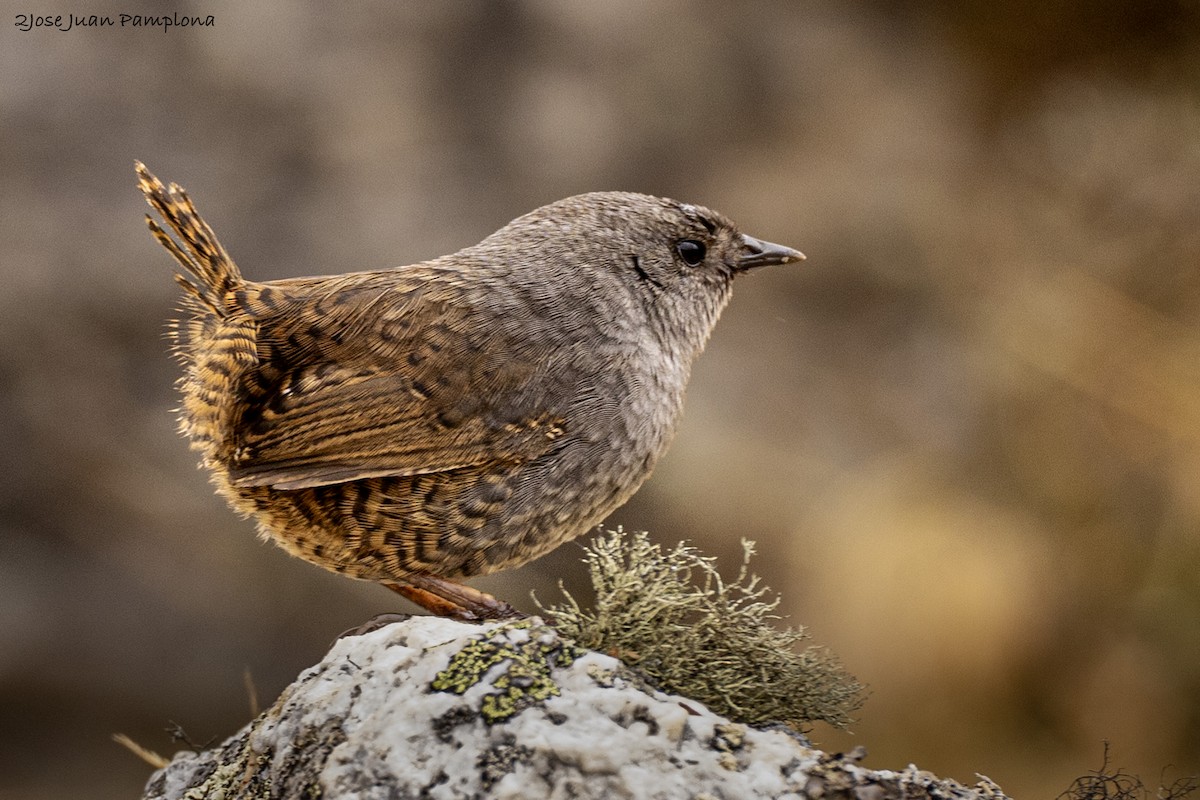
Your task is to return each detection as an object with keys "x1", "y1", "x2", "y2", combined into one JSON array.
[{"x1": 676, "y1": 239, "x2": 706, "y2": 266}]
